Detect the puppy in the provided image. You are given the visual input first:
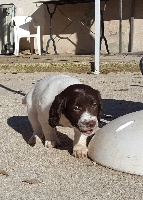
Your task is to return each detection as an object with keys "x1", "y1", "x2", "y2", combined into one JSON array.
[{"x1": 22, "y1": 74, "x2": 101, "y2": 158}]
